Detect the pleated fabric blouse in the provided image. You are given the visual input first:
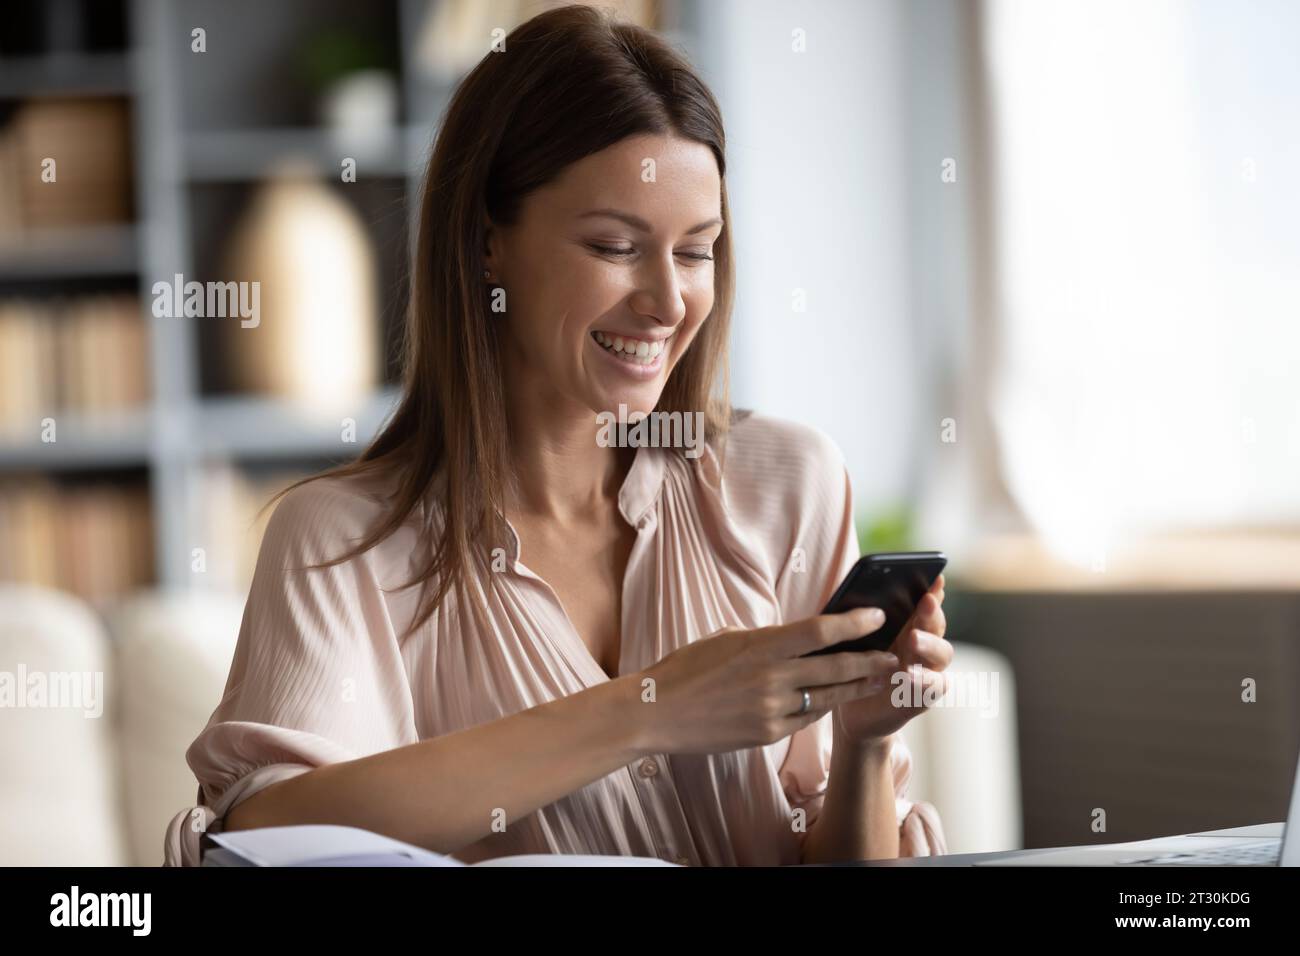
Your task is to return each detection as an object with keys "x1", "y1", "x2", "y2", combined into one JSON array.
[{"x1": 163, "y1": 411, "x2": 946, "y2": 866}]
